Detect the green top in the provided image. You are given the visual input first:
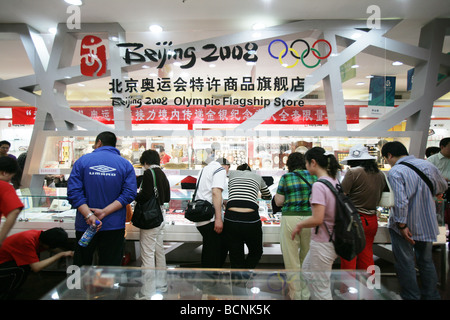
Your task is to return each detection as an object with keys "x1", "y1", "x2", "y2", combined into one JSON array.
[{"x1": 276, "y1": 169, "x2": 316, "y2": 216}]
